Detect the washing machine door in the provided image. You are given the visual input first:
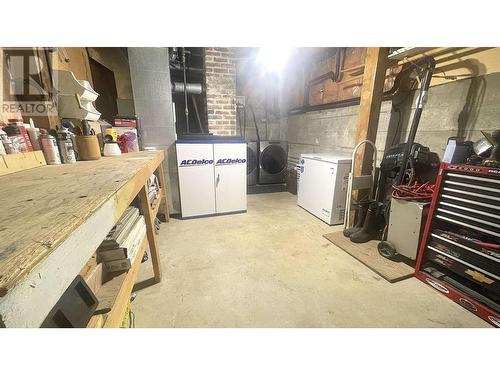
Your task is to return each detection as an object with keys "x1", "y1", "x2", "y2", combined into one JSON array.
[{"x1": 260, "y1": 144, "x2": 287, "y2": 174}]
